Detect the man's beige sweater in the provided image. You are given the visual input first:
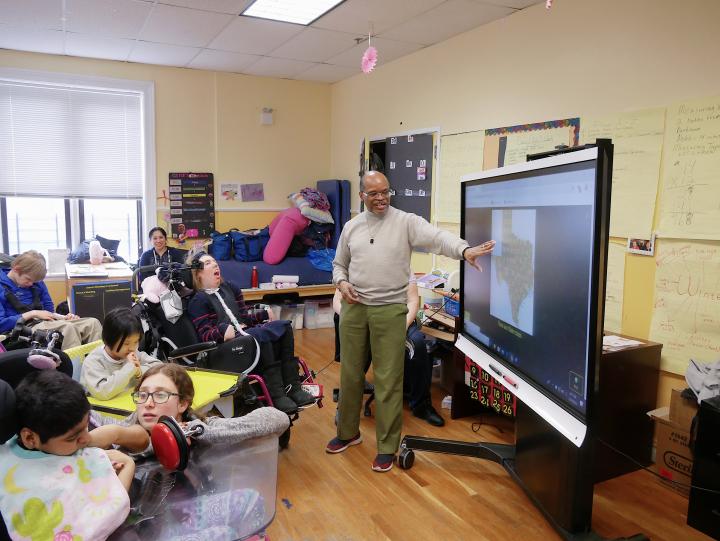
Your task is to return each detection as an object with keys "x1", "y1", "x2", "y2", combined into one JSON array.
[{"x1": 332, "y1": 206, "x2": 468, "y2": 305}]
